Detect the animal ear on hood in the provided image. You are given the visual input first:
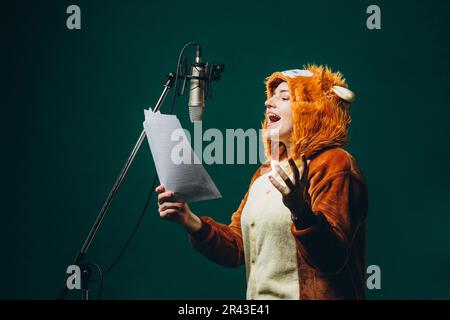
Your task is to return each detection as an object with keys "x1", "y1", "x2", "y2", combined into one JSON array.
[{"x1": 332, "y1": 85, "x2": 355, "y2": 104}]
